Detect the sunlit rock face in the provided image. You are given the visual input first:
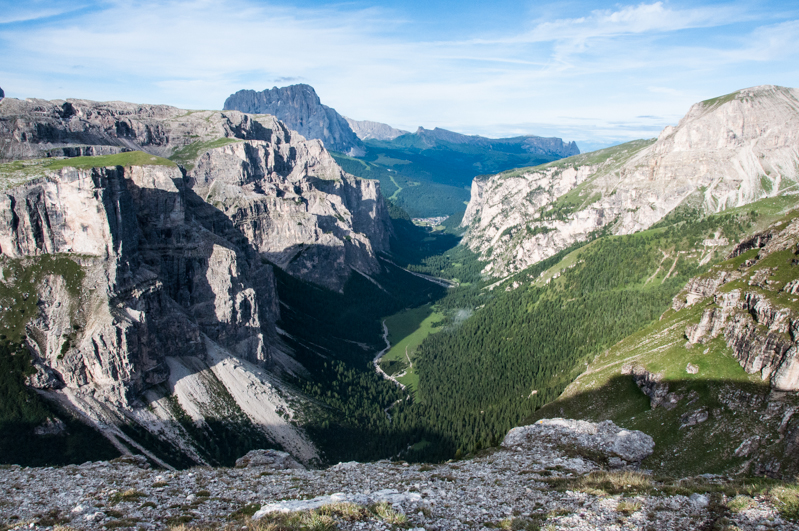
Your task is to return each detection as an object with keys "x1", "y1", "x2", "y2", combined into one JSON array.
[
  {"x1": 0, "y1": 96, "x2": 394, "y2": 465},
  {"x1": 463, "y1": 85, "x2": 799, "y2": 277},
  {"x1": 224, "y1": 84, "x2": 364, "y2": 155}
]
